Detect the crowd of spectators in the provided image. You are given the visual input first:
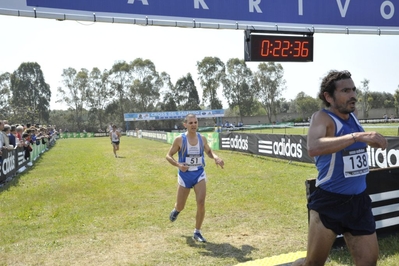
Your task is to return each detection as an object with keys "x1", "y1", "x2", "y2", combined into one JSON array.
[{"x1": 0, "y1": 120, "x2": 57, "y2": 162}]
